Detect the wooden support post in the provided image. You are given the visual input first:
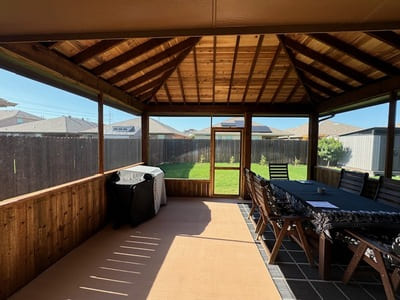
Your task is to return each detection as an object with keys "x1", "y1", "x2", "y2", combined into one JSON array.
[
  {"x1": 98, "y1": 92, "x2": 104, "y2": 174},
  {"x1": 307, "y1": 112, "x2": 319, "y2": 180},
  {"x1": 243, "y1": 112, "x2": 252, "y2": 199},
  {"x1": 385, "y1": 91, "x2": 397, "y2": 178},
  {"x1": 141, "y1": 112, "x2": 149, "y2": 164}
]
